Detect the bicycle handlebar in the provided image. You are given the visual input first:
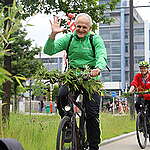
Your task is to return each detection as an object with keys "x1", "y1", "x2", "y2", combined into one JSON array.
[{"x1": 122, "y1": 91, "x2": 150, "y2": 98}]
